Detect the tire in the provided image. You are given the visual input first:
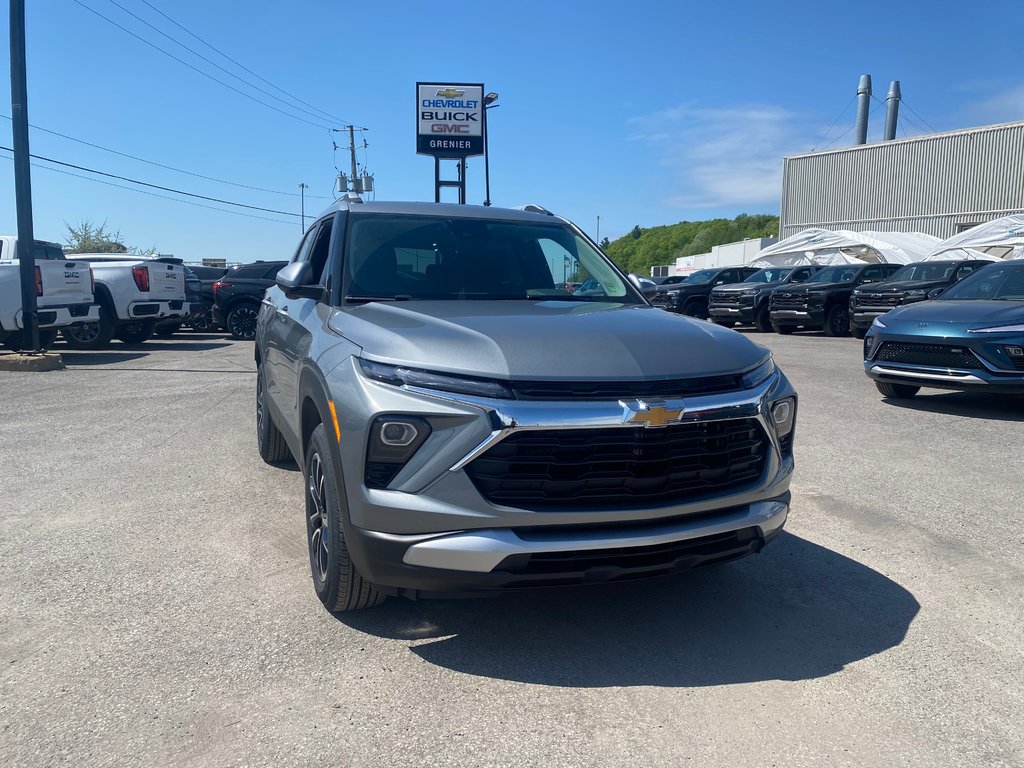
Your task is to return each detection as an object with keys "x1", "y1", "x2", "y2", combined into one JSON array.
[
  {"x1": 681, "y1": 301, "x2": 707, "y2": 319},
  {"x1": 256, "y1": 365, "x2": 292, "y2": 464},
  {"x1": 875, "y1": 381, "x2": 920, "y2": 399},
  {"x1": 189, "y1": 309, "x2": 216, "y2": 332},
  {"x1": 851, "y1": 325, "x2": 867, "y2": 339},
  {"x1": 3, "y1": 329, "x2": 55, "y2": 351},
  {"x1": 62, "y1": 304, "x2": 116, "y2": 349},
  {"x1": 823, "y1": 304, "x2": 850, "y2": 337},
  {"x1": 226, "y1": 303, "x2": 259, "y2": 340},
  {"x1": 154, "y1": 322, "x2": 181, "y2": 338},
  {"x1": 305, "y1": 424, "x2": 387, "y2": 612},
  {"x1": 772, "y1": 323, "x2": 796, "y2": 335},
  {"x1": 754, "y1": 305, "x2": 773, "y2": 333},
  {"x1": 116, "y1": 320, "x2": 157, "y2": 344}
]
